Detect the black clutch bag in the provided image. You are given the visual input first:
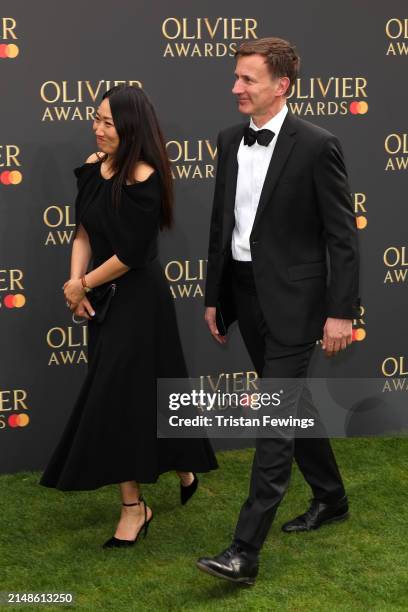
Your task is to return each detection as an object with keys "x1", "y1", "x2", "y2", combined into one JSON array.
[
  {"x1": 216, "y1": 304, "x2": 228, "y2": 336},
  {"x1": 215, "y1": 257, "x2": 237, "y2": 335},
  {"x1": 88, "y1": 283, "x2": 116, "y2": 323},
  {"x1": 216, "y1": 298, "x2": 236, "y2": 336}
]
